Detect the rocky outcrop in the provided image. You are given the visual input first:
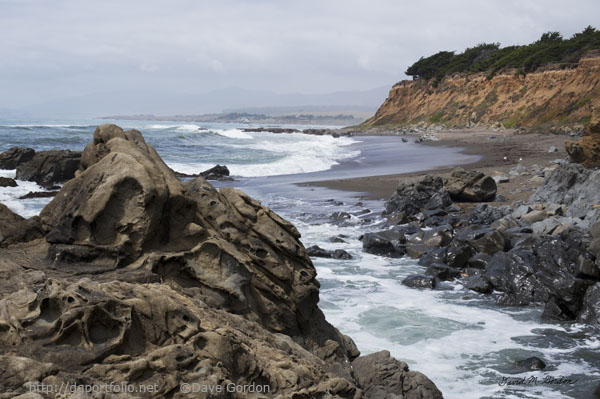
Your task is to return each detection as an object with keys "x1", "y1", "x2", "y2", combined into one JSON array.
[
  {"x1": 566, "y1": 104, "x2": 600, "y2": 168},
  {"x1": 200, "y1": 164, "x2": 232, "y2": 180},
  {"x1": 15, "y1": 150, "x2": 81, "y2": 187},
  {"x1": 384, "y1": 175, "x2": 452, "y2": 224},
  {"x1": 0, "y1": 177, "x2": 17, "y2": 187},
  {"x1": 0, "y1": 147, "x2": 35, "y2": 170},
  {"x1": 445, "y1": 168, "x2": 497, "y2": 202},
  {"x1": 0, "y1": 124, "x2": 441, "y2": 398},
  {"x1": 0, "y1": 203, "x2": 43, "y2": 247},
  {"x1": 363, "y1": 54, "x2": 599, "y2": 128}
]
